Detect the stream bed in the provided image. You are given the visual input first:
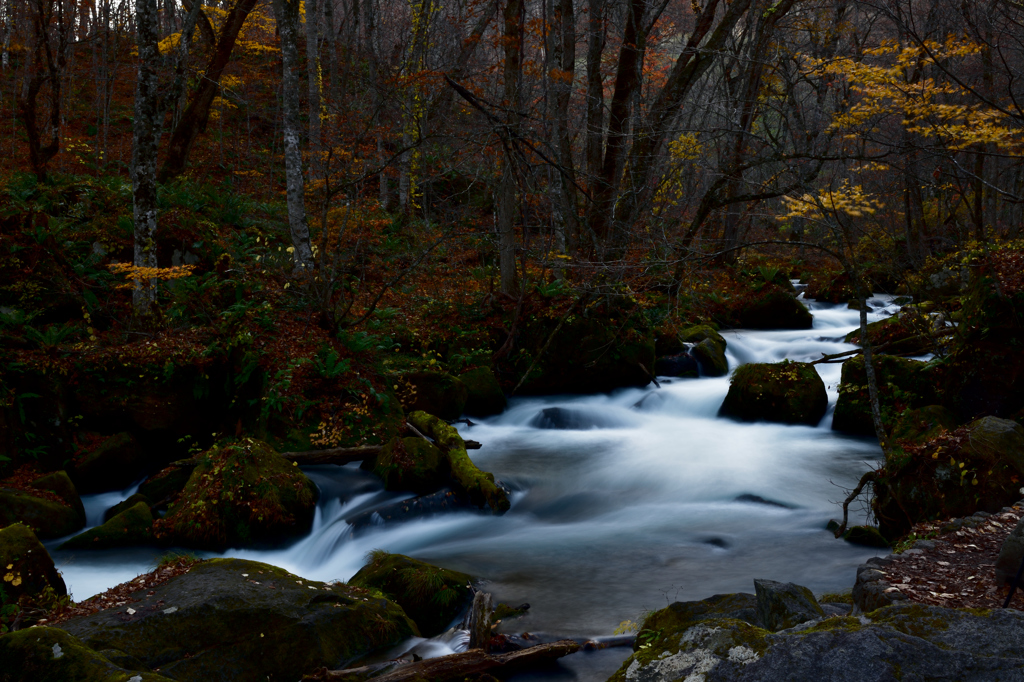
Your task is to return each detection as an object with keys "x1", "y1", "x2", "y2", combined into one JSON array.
[{"x1": 48, "y1": 298, "x2": 897, "y2": 680}]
